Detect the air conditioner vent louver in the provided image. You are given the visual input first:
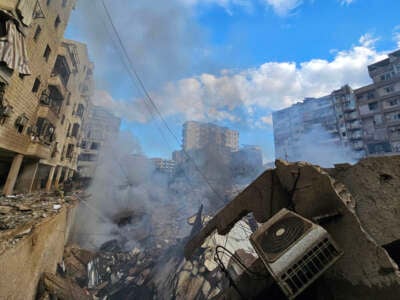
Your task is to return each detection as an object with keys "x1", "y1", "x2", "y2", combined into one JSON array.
[
  {"x1": 280, "y1": 238, "x2": 340, "y2": 296},
  {"x1": 250, "y1": 209, "x2": 343, "y2": 300}
]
